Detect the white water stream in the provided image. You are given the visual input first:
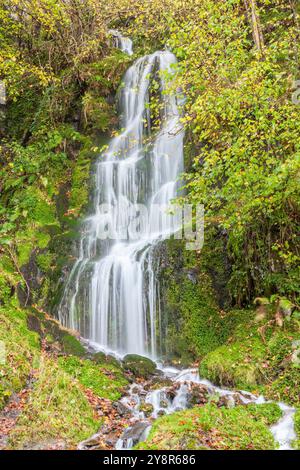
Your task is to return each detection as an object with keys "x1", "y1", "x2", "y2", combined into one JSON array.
[
  {"x1": 116, "y1": 367, "x2": 296, "y2": 451},
  {"x1": 58, "y1": 31, "x2": 184, "y2": 359}
]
